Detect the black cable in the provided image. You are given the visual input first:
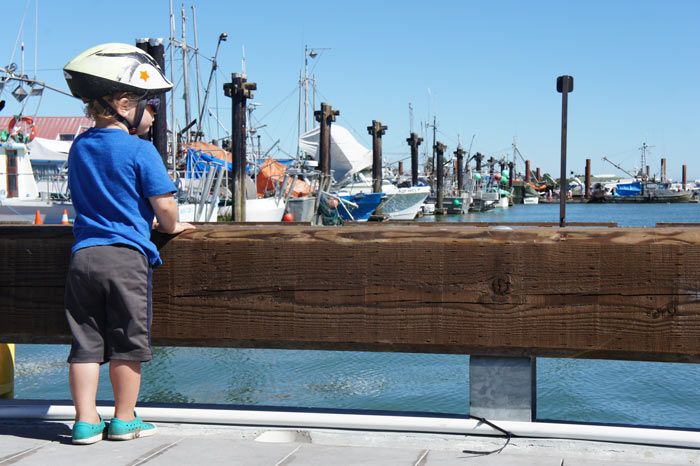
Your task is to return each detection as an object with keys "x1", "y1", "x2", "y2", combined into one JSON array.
[{"x1": 461, "y1": 415, "x2": 513, "y2": 456}]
